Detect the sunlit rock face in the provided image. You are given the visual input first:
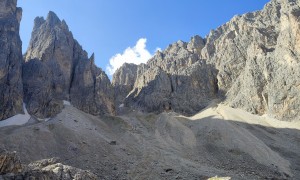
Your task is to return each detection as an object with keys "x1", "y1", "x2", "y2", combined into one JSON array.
[
  {"x1": 0, "y1": 0, "x2": 23, "y2": 120},
  {"x1": 201, "y1": 0, "x2": 300, "y2": 121},
  {"x1": 112, "y1": 63, "x2": 139, "y2": 108},
  {"x1": 113, "y1": 0, "x2": 300, "y2": 121},
  {"x1": 113, "y1": 37, "x2": 219, "y2": 116}
]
